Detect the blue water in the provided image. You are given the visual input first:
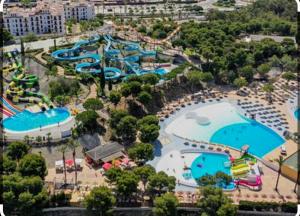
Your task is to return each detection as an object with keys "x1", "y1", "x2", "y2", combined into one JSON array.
[
  {"x1": 191, "y1": 152, "x2": 235, "y2": 190},
  {"x1": 3, "y1": 108, "x2": 70, "y2": 131},
  {"x1": 155, "y1": 68, "x2": 168, "y2": 76},
  {"x1": 294, "y1": 108, "x2": 299, "y2": 120},
  {"x1": 210, "y1": 121, "x2": 285, "y2": 158}
]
